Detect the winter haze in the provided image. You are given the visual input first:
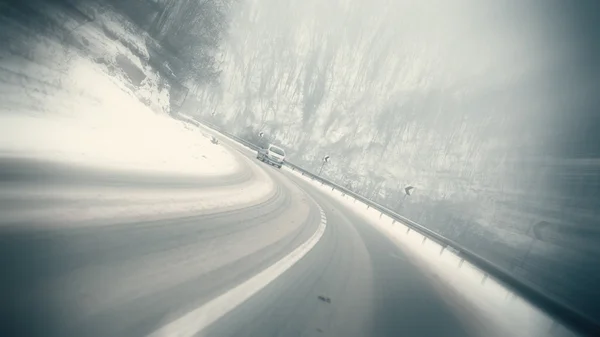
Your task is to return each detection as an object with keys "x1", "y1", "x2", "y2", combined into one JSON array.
[
  {"x1": 1, "y1": 0, "x2": 599, "y2": 333},
  {"x1": 185, "y1": 0, "x2": 600, "y2": 319}
]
